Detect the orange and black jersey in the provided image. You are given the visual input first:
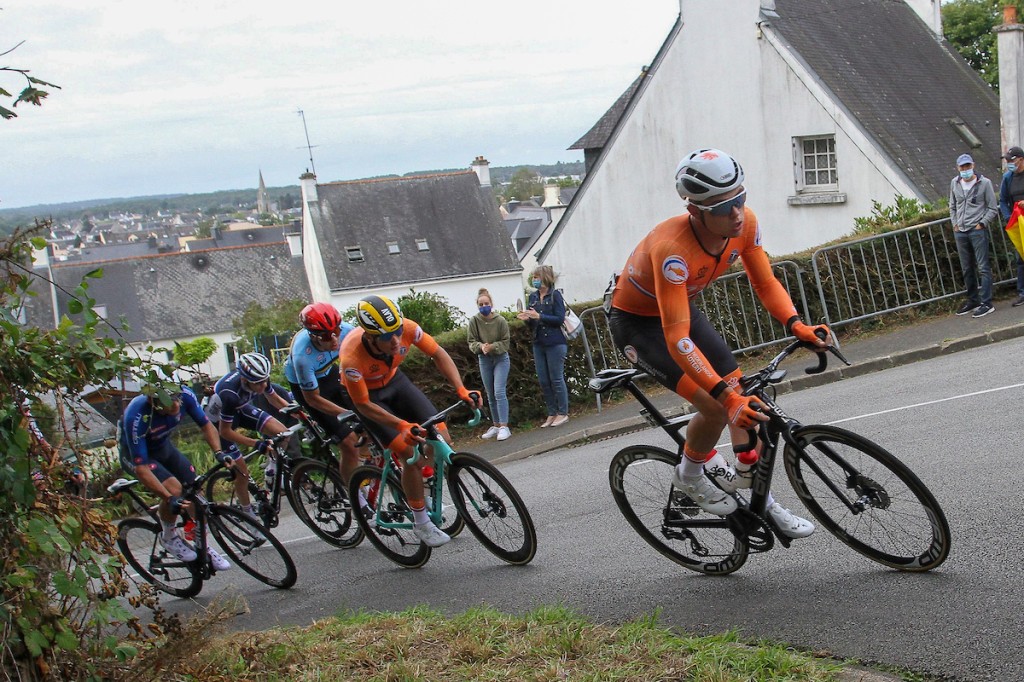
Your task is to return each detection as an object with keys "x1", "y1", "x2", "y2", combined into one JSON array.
[
  {"x1": 338, "y1": 321, "x2": 439, "y2": 405},
  {"x1": 611, "y1": 207, "x2": 797, "y2": 395}
]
